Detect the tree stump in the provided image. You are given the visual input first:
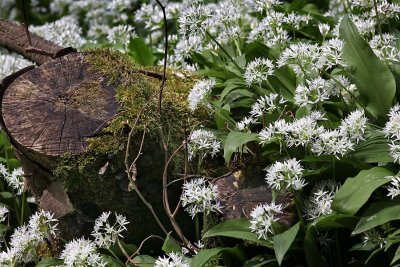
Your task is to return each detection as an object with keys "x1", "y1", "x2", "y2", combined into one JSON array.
[{"x1": 0, "y1": 51, "x2": 185, "y2": 243}]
